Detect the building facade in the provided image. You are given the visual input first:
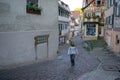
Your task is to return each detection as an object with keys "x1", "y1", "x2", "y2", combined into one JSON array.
[
  {"x1": 82, "y1": 0, "x2": 105, "y2": 40},
  {"x1": 70, "y1": 16, "x2": 75, "y2": 38},
  {"x1": 104, "y1": 0, "x2": 120, "y2": 53},
  {"x1": 0, "y1": 0, "x2": 58, "y2": 68},
  {"x1": 58, "y1": 0, "x2": 70, "y2": 44},
  {"x1": 71, "y1": 11, "x2": 81, "y2": 36}
]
